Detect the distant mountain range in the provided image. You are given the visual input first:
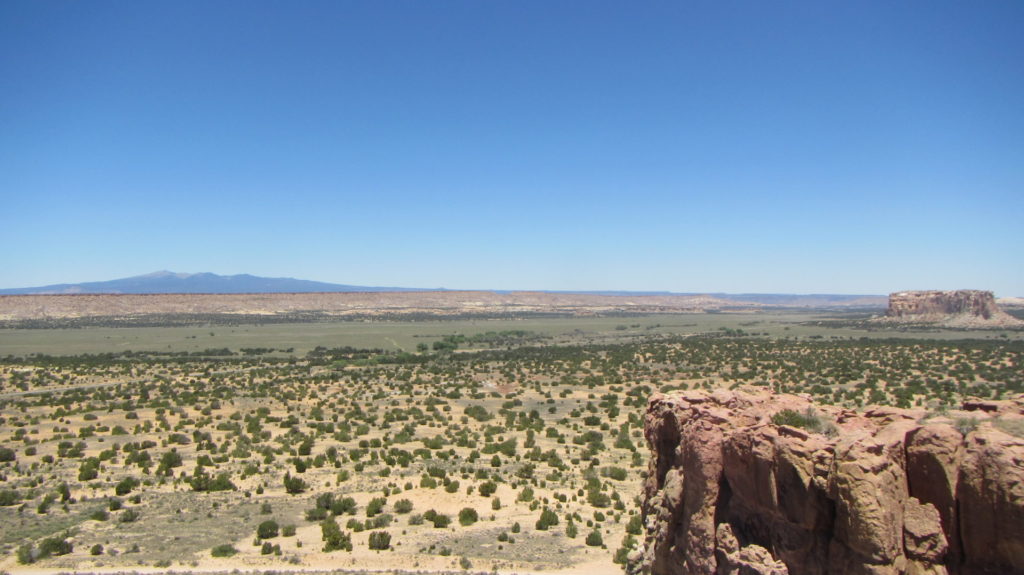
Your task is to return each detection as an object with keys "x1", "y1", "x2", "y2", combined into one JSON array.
[
  {"x1": 0, "y1": 271, "x2": 888, "y2": 307},
  {"x1": 0, "y1": 271, "x2": 434, "y2": 295}
]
